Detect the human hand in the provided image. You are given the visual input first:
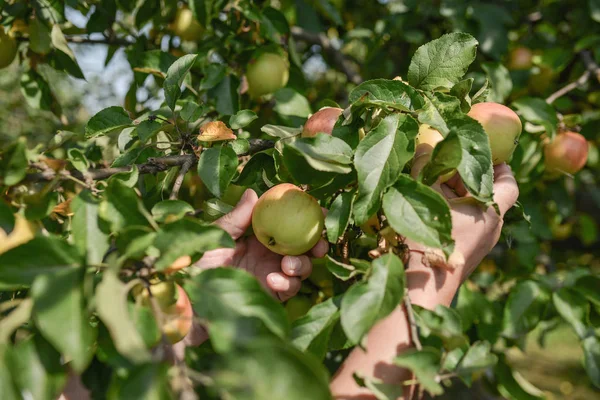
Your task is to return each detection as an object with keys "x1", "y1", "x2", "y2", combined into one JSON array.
[{"x1": 406, "y1": 147, "x2": 519, "y2": 307}]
